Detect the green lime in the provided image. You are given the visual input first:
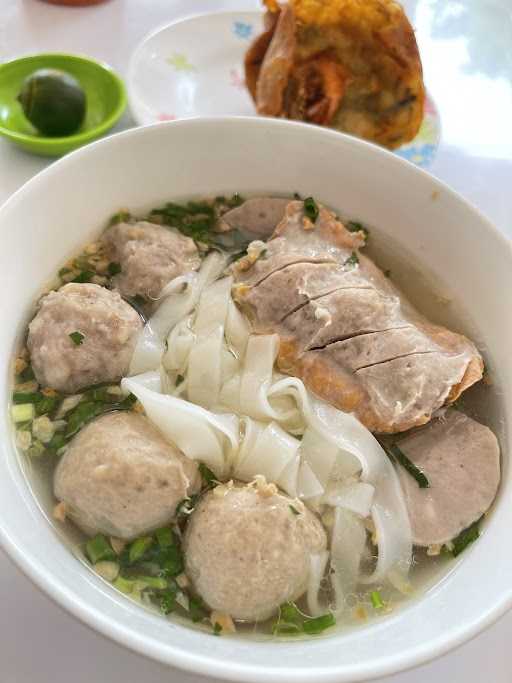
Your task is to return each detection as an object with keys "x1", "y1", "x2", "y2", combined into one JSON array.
[{"x1": 17, "y1": 68, "x2": 86, "y2": 136}]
